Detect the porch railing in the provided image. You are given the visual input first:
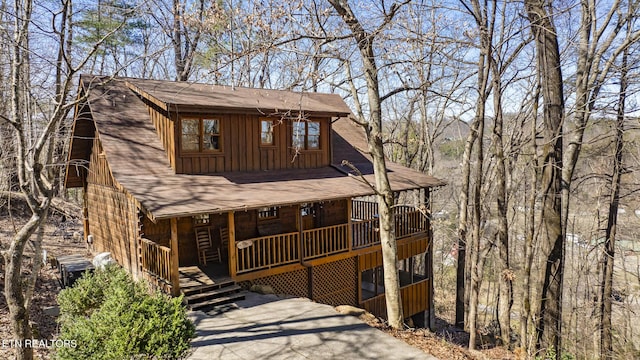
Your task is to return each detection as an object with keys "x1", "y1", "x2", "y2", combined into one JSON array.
[
  {"x1": 352, "y1": 218, "x2": 380, "y2": 249},
  {"x1": 394, "y1": 208, "x2": 427, "y2": 238},
  {"x1": 236, "y1": 232, "x2": 299, "y2": 274},
  {"x1": 234, "y1": 202, "x2": 428, "y2": 274},
  {"x1": 360, "y1": 280, "x2": 429, "y2": 319},
  {"x1": 303, "y1": 224, "x2": 349, "y2": 260},
  {"x1": 352, "y1": 199, "x2": 378, "y2": 220},
  {"x1": 140, "y1": 237, "x2": 172, "y2": 284}
]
